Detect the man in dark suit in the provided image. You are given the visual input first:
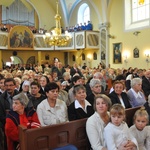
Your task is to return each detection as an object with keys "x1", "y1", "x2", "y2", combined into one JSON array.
[
  {"x1": 70, "y1": 63, "x2": 83, "y2": 77},
  {"x1": 0, "y1": 78, "x2": 19, "y2": 149},
  {"x1": 142, "y1": 69, "x2": 150, "y2": 98}
]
